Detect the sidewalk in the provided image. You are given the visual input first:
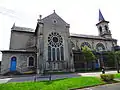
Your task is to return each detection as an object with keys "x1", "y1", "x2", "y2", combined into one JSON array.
[
  {"x1": 77, "y1": 70, "x2": 118, "y2": 77},
  {"x1": 0, "y1": 78, "x2": 12, "y2": 84},
  {"x1": 0, "y1": 70, "x2": 118, "y2": 79},
  {"x1": 77, "y1": 83, "x2": 120, "y2": 90}
]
